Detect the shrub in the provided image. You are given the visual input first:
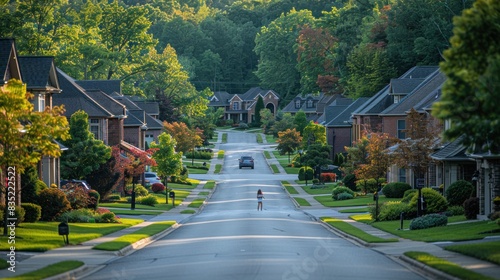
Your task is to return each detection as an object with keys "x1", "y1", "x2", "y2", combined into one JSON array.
[
  {"x1": 382, "y1": 182, "x2": 411, "y2": 198},
  {"x1": 409, "y1": 213, "x2": 448, "y2": 230},
  {"x1": 298, "y1": 166, "x2": 314, "y2": 181},
  {"x1": 342, "y1": 174, "x2": 356, "y2": 191},
  {"x1": 320, "y1": 173, "x2": 336, "y2": 182},
  {"x1": 106, "y1": 194, "x2": 121, "y2": 201},
  {"x1": 445, "y1": 180, "x2": 475, "y2": 206},
  {"x1": 100, "y1": 212, "x2": 118, "y2": 223},
  {"x1": 57, "y1": 208, "x2": 96, "y2": 223},
  {"x1": 63, "y1": 187, "x2": 89, "y2": 210},
  {"x1": 332, "y1": 186, "x2": 355, "y2": 200},
  {"x1": 151, "y1": 183, "x2": 166, "y2": 193},
  {"x1": 356, "y1": 178, "x2": 385, "y2": 194},
  {"x1": 0, "y1": 205, "x2": 25, "y2": 226},
  {"x1": 463, "y1": 197, "x2": 479, "y2": 220},
  {"x1": 445, "y1": 205, "x2": 465, "y2": 217},
  {"x1": 38, "y1": 188, "x2": 71, "y2": 221},
  {"x1": 488, "y1": 211, "x2": 500, "y2": 221},
  {"x1": 408, "y1": 188, "x2": 448, "y2": 214},
  {"x1": 402, "y1": 189, "x2": 418, "y2": 203},
  {"x1": 377, "y1": 201, "x2": 412, "y2": 221},
  {"x1": 237, "y1": 123, "x2": 249, "y2": 129},
  {"x1": 87, "y1": 190, "x2": 100, "y2": 210},
  {"x1": 124, "y1": 184, "x2": 149, "y2": 197},
  {"x1": 140, "y1": 194, "x2": 158, "y2": 206},
  {"x1": 185, "y1": 151, "x2": 212, "y2": 160},
  {"x1": 336, "y1": 192, "x2": 354, "y2": 200},
  {"x1": 21, "y1": 203, "x2": 42, "y2": 223}
]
